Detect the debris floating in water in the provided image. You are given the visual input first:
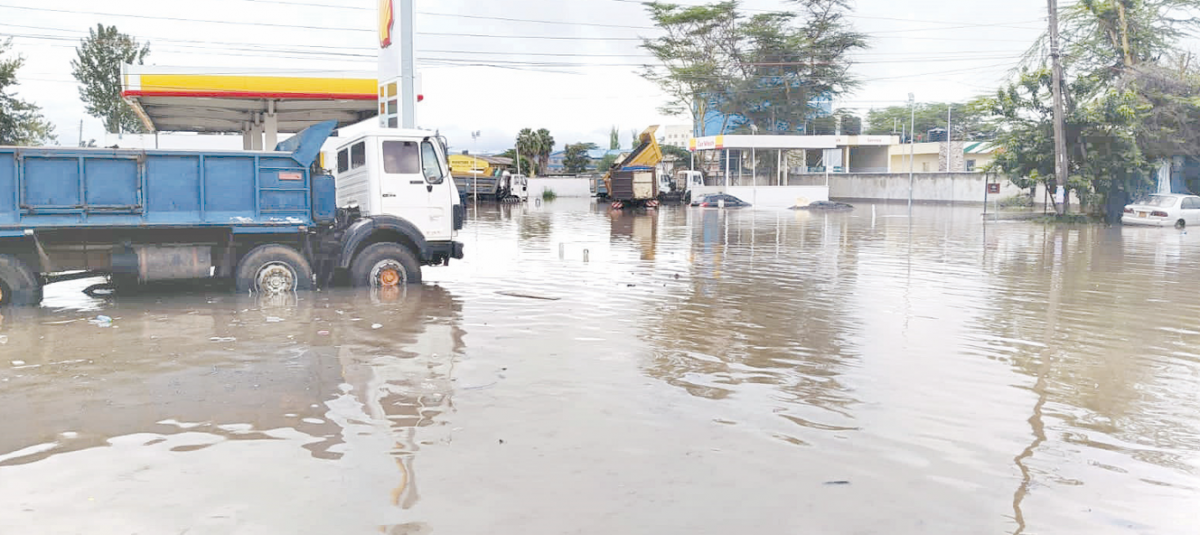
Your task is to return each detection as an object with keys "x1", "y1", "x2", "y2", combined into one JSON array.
[
  {"x1": 209, "y1": 337, "x2": 237, "y2": 343},
  {"x1": 372, "y1": 323, "x2": 383, "y2": 329},
  {"x1": 89, "y1": 315, "x2": 113, "y2": 327},
  {"x1": 496, "y1": 291, "x2": 560, "y2": 301}
]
